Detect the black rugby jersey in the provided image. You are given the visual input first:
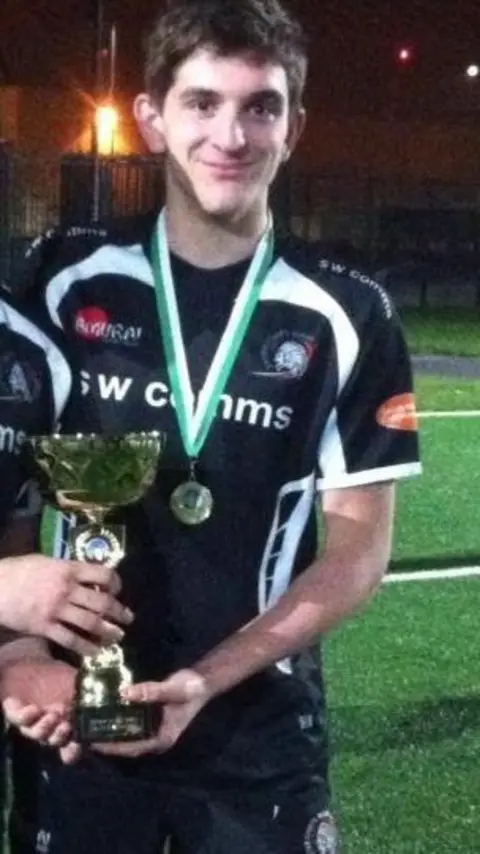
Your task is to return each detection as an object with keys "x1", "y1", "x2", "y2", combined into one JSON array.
[
  {"x1": 0, "y1": 291, "x2": 71, "y2": 530},
  {"x1": 20, "y1": 216, "x2": 421, "y2": 780}
]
